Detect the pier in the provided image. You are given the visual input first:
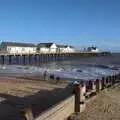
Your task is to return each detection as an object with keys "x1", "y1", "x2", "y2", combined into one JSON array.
[{"x1": 0, "y1": 52, "x2": 110, "y2": 65}]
